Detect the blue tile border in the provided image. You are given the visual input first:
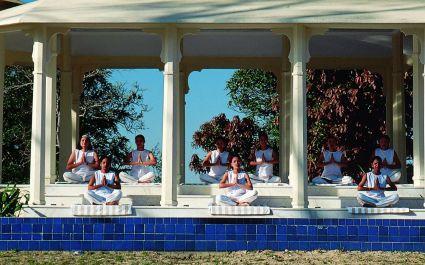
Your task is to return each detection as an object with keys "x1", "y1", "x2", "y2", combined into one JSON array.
[{"x1": 0, "y1": 217, "x2": 425, "y2": 251}]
